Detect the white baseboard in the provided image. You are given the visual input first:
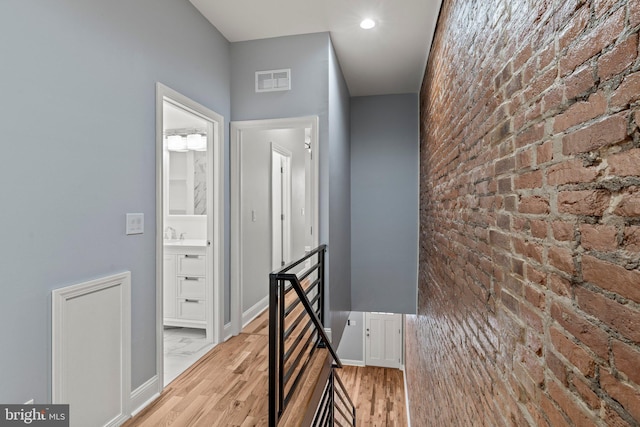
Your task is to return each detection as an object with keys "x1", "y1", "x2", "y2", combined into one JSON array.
[
  {"x1": 340, "y1": 359, "x2": 365, "y2": 367},
  {"x1": 404, "y1": 368, "x2": 411, "y2": 427},
  {"x1": 129, "y1": 375, "x2": 160, "y2": 417},
  {"x1": 242, "y1": 295, "x2": 269, "y2": 328},
  {"x1": 223, "y1": 322, "x2": 233, "y2": 341},
  {"x1": 324, "y1": 328, "x2": 332, "y2": 344}
]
